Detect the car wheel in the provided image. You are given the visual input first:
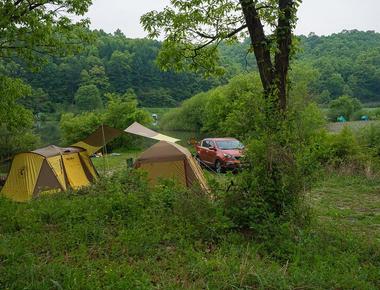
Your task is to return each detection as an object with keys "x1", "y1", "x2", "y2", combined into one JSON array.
[{"x1": 215, "y1": 160, "x2": 223, "y2": 174}]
